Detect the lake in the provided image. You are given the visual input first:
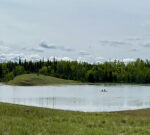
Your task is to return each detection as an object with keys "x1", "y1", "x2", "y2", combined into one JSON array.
[{"x1": 0, "y1": 84, "x2": 150, "y2": 112}]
